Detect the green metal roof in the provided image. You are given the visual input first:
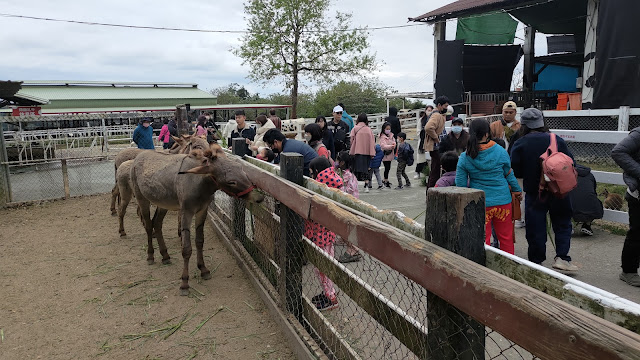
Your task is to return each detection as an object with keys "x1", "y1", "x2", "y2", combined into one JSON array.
[{"x1": 33, "y1": 103, "x2": 291, "y2": 114}]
